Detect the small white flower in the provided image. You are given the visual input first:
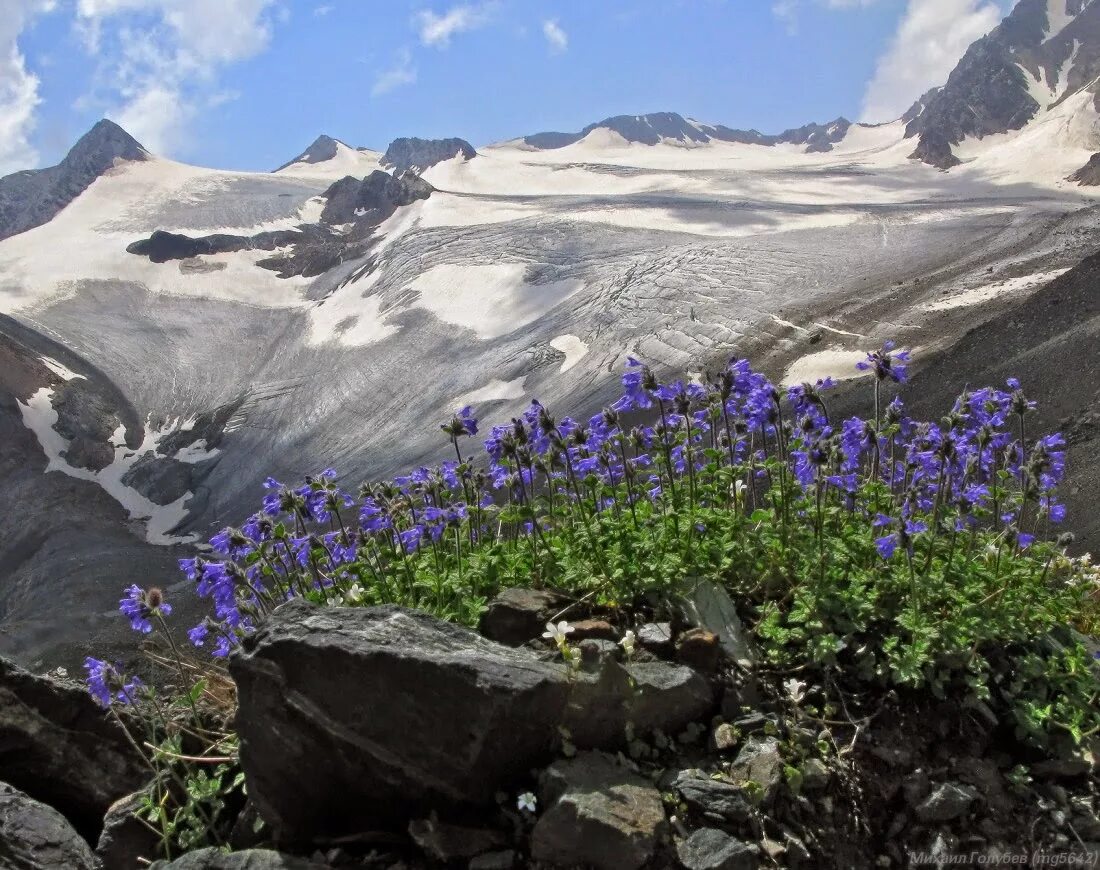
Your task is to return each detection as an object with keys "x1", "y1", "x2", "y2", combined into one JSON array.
[
  {"x1": 54, "y1": 667, "x2": 68, "y2": 679},
  {"x1": 542, "y1": 621, "x2": 574, "y2": 645},
  {"x1": 735, "y1": 479, "x2": 747, "y2": 500},
  {"x1": 517, "y1": 791, "x2": 537, "y2": 813},
  {"x1": 784, "y1": 677, "x2": 807, "y2": 704},
  {"x1": 344, "y1": 583, "x2": 365, "y2": 605},
  {"x1": 619, "y1": 629, "x2": 637, "y2": 656}
]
